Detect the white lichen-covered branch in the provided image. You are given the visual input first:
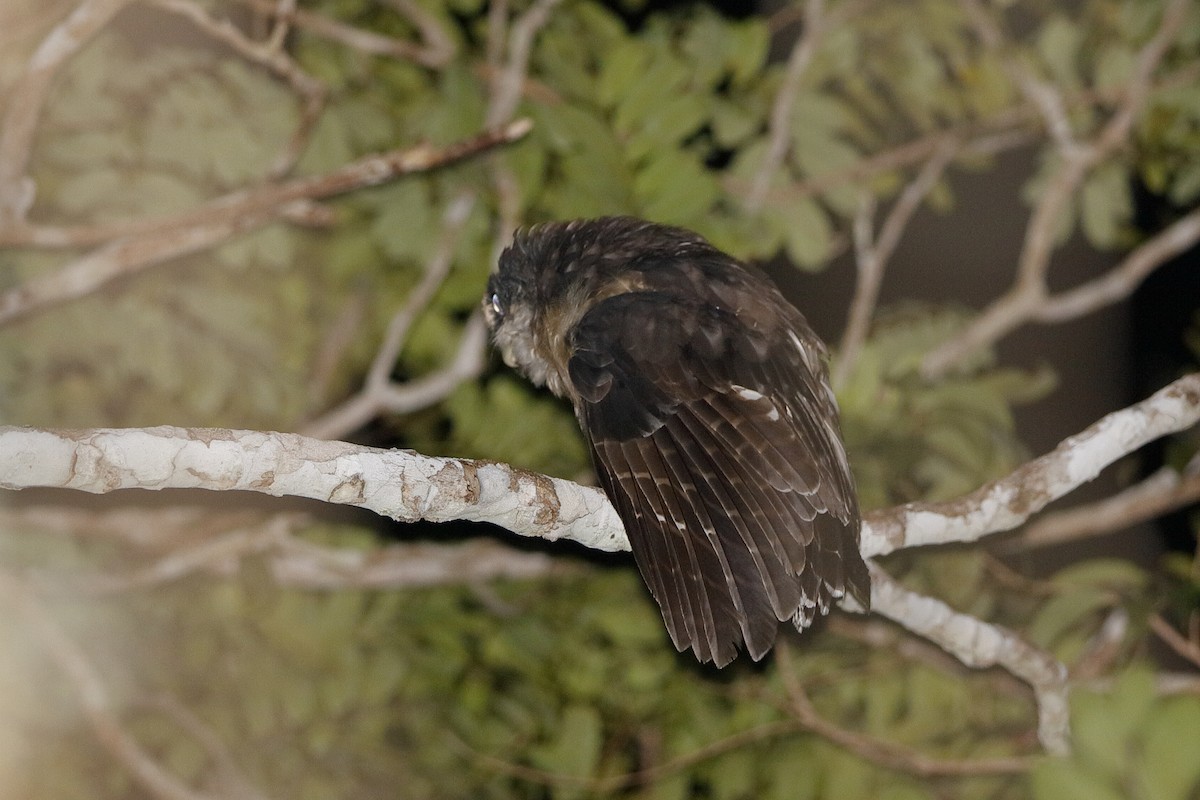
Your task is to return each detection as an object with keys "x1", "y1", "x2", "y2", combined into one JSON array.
[
  {"x1": 0, "y1": 425, "x2": 628, "y2": 553},
  {"x1": 862, "y1": 371, "x2": 1200, "y2": 555},
  {"x1": 4, "y1": 373, "x2": 1197, "y2": 559}
]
